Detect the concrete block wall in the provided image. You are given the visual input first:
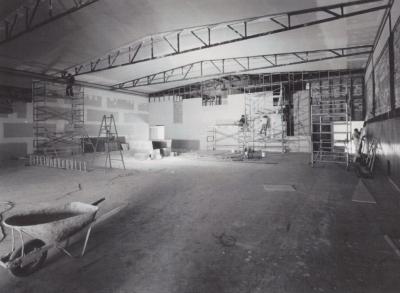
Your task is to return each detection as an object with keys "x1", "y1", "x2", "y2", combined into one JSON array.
[
  {"x1": 0, "y1": 101, "x2": 33, "y2": 161},
  {"x1": 289, "y1": 90, "x2": 311, "y2": 153},
  {"x1": 0, "y1": 84, "x2": 149, "y2": 161},
  {"x1": 149, "y1": 93, "x2": 246, "y2": 150},
  {"x1": 149, "y1": 91, "x2": 312, "y2": 152},
  {"x1": 83, "y1": 87, "x2": 149, "y2": 147}
]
